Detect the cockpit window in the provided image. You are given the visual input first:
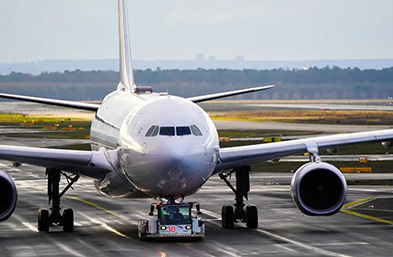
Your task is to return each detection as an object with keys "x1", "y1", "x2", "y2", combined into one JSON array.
[
  {"x1": 151, "y1": 126, "x2": 159, "y2": 137},
  {"x1": 146, "y1": 125, "x2": 201, "y2": 137},
  {"x1": 191, "y1": 125, "x2": 203, "y2": 136},
  {"x1": 145, "y1": 126, "x2": 156, "y2": 137},
  {"x1": 176, "y1": 126, "x2": 191, "y2": 136},
  {"x1": 159, "y1": 127, "x2": 175, "y2": 136}
]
